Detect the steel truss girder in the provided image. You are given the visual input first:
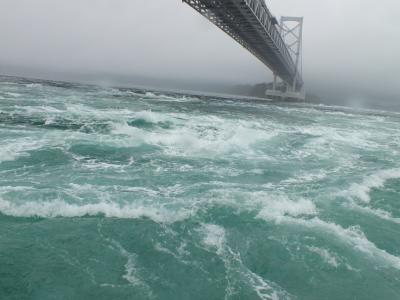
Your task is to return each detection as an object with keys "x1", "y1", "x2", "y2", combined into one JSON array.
[{"x1": 182, "y1": 0, "x2": 303, "y2": 90}]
